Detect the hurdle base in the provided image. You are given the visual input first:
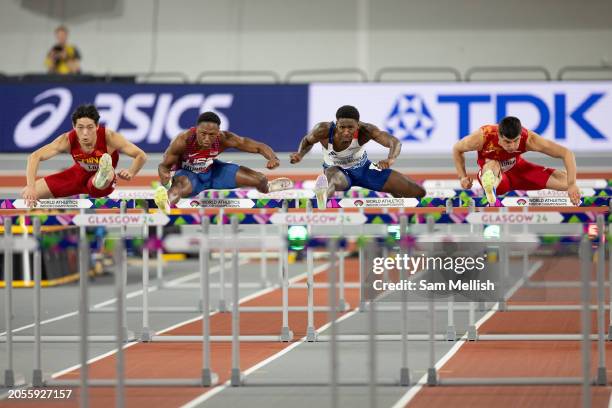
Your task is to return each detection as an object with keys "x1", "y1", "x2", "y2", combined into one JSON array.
[
  {"x1": 218, "y1": 300, "x2": 228, "y2": 313},
  {"x1": 46, "y1": 378, "x2": 210, "y2": 387},
  {"x1": 597, "y1": 367, "x2": 607, "y2": 385},
  {"x1": 338, "y1": 299, "x2": 350, "y2": 312},
  {"x1": 467, "y1": 326, "x2": 478, "y2": 341},
  {"x1": 231, "y1": 369, "x2": 244, "y2": 387},
  {"x1": 124, "y1": 329, "x2": 136, "y2": 343},
  {"x1": 140, "y1": 328, "x2": 155, "y2": 342},
  {"x1": 446, "y1": 326, "x2": 456, "y2": 341},
  {"x1": 427, "y1": 368, "x2": 437, "y2": 386},
  {"x1": 399, "y1": 368, "x2": 410, "y2": 386},
  {"x1": 4, "y1": 369, "x2": 15, "y2": 388},
  {"x1": 497, "y1": 300, "x2": 507, "y2": 311},
  {"x1": 280, "y1": 327, "x2": 294, "y2": 342},
  {"x1": 306, "y1": 327, "x2": 318, "y2": 342},
  {"x1": 202, "y1": 369, "x2": 219, "y2": 387},
  {"x1": 437, "y1": 377, "x2": 591, "y2": 386},
  {"x1": 32, "y1": 369, "x2": 44, "y2": 387}
]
